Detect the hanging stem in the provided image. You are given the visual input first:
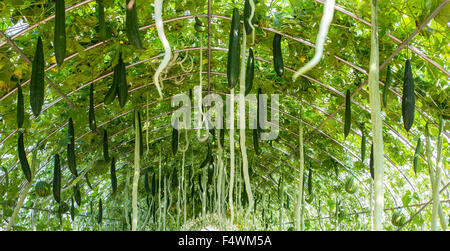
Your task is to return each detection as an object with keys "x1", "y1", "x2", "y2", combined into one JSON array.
[{"x1": 368, "y1": 0, "x2": 384, "y2": 231}]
